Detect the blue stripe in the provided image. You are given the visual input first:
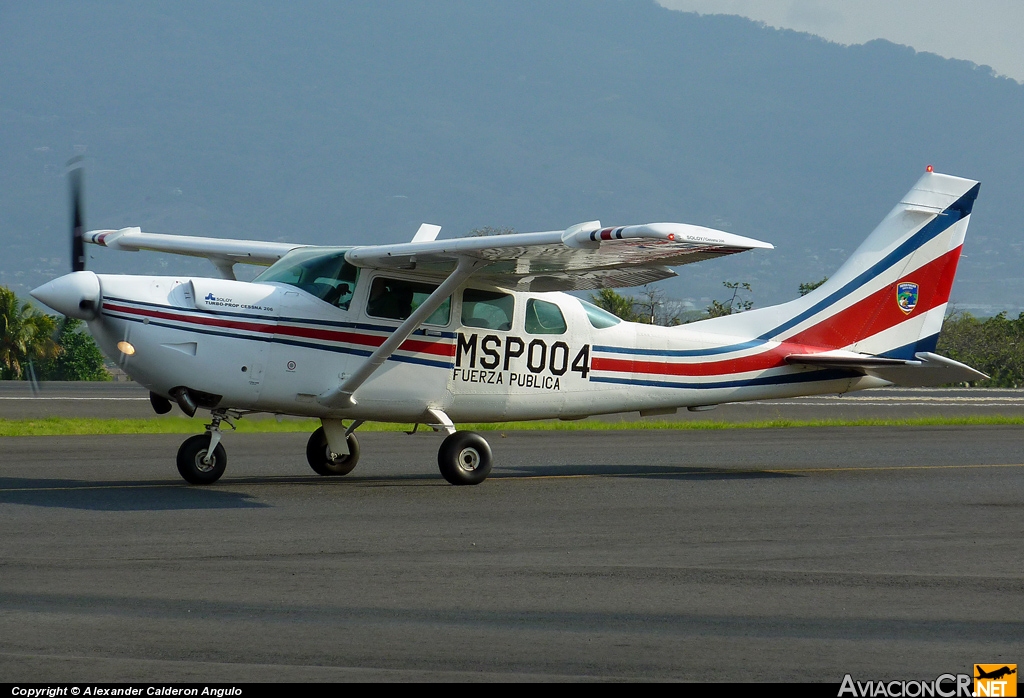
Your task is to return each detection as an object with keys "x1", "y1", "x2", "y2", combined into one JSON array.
[
  {"x1": 589, "y1": 368, "x2": 857, "y2": 391},
  {"x1": 593, "y1": 340, "x2": 768, "y2": 358},
  {"x1": 388, "y1": 354, "x2": 454, "y2": 369},
  {"x1": 880, "y1": 332, "x2": 940, "y2": 360}
]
